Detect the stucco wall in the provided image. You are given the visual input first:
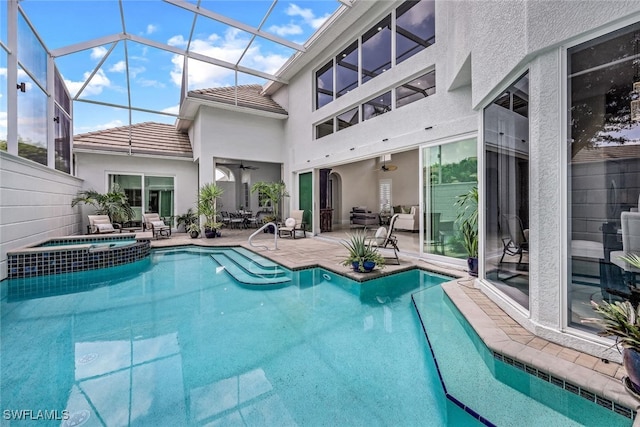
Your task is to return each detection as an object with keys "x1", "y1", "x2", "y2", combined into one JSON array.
[
  {"x1": 0, "y1": 152, "x2": 83, "y2": 280},
  {"x1": 74, "y1": 152, "x2": 198, "y2": 232}
]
